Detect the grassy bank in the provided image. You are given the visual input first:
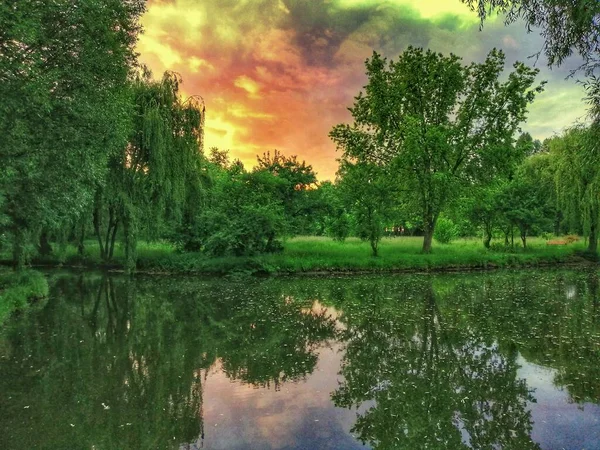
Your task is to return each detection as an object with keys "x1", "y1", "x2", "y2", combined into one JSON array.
[
  {"x1": 1, "y1": 236, "x2": 590, "y2": 276},
  {"x1": 0, "y1": 270, "x2": 49, "y2": 325}
]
